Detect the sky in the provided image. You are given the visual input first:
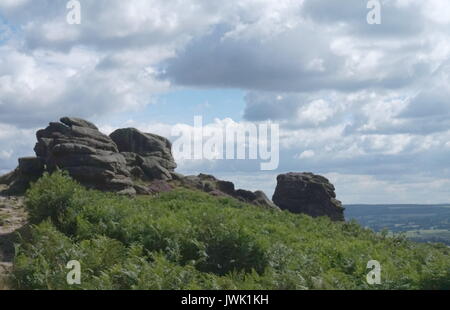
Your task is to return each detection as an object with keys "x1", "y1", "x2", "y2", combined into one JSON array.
[{"x1": 0, "y1": 0, "x2": 450, "y2": 204}]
